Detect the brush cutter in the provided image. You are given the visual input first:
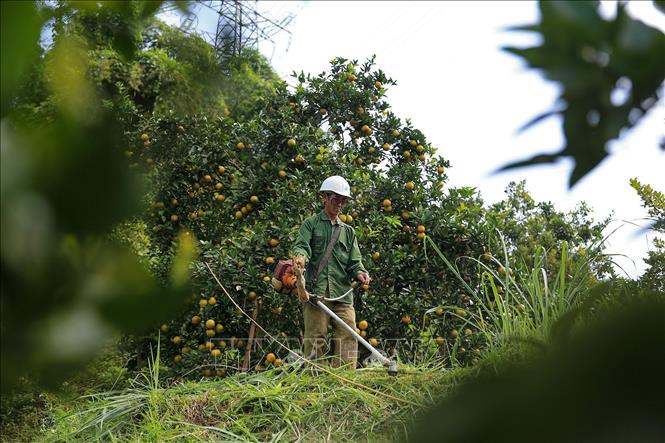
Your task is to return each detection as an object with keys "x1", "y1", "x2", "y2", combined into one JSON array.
[{"x1": 292, "y1": 263, "x2": 398, "y2": 376}]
